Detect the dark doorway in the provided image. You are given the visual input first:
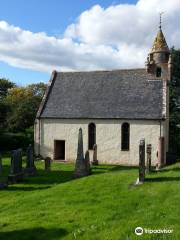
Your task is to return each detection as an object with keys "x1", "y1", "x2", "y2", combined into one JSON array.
[{"x1": 54, "y1": 140, "x2": 65, "y2": 160}]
